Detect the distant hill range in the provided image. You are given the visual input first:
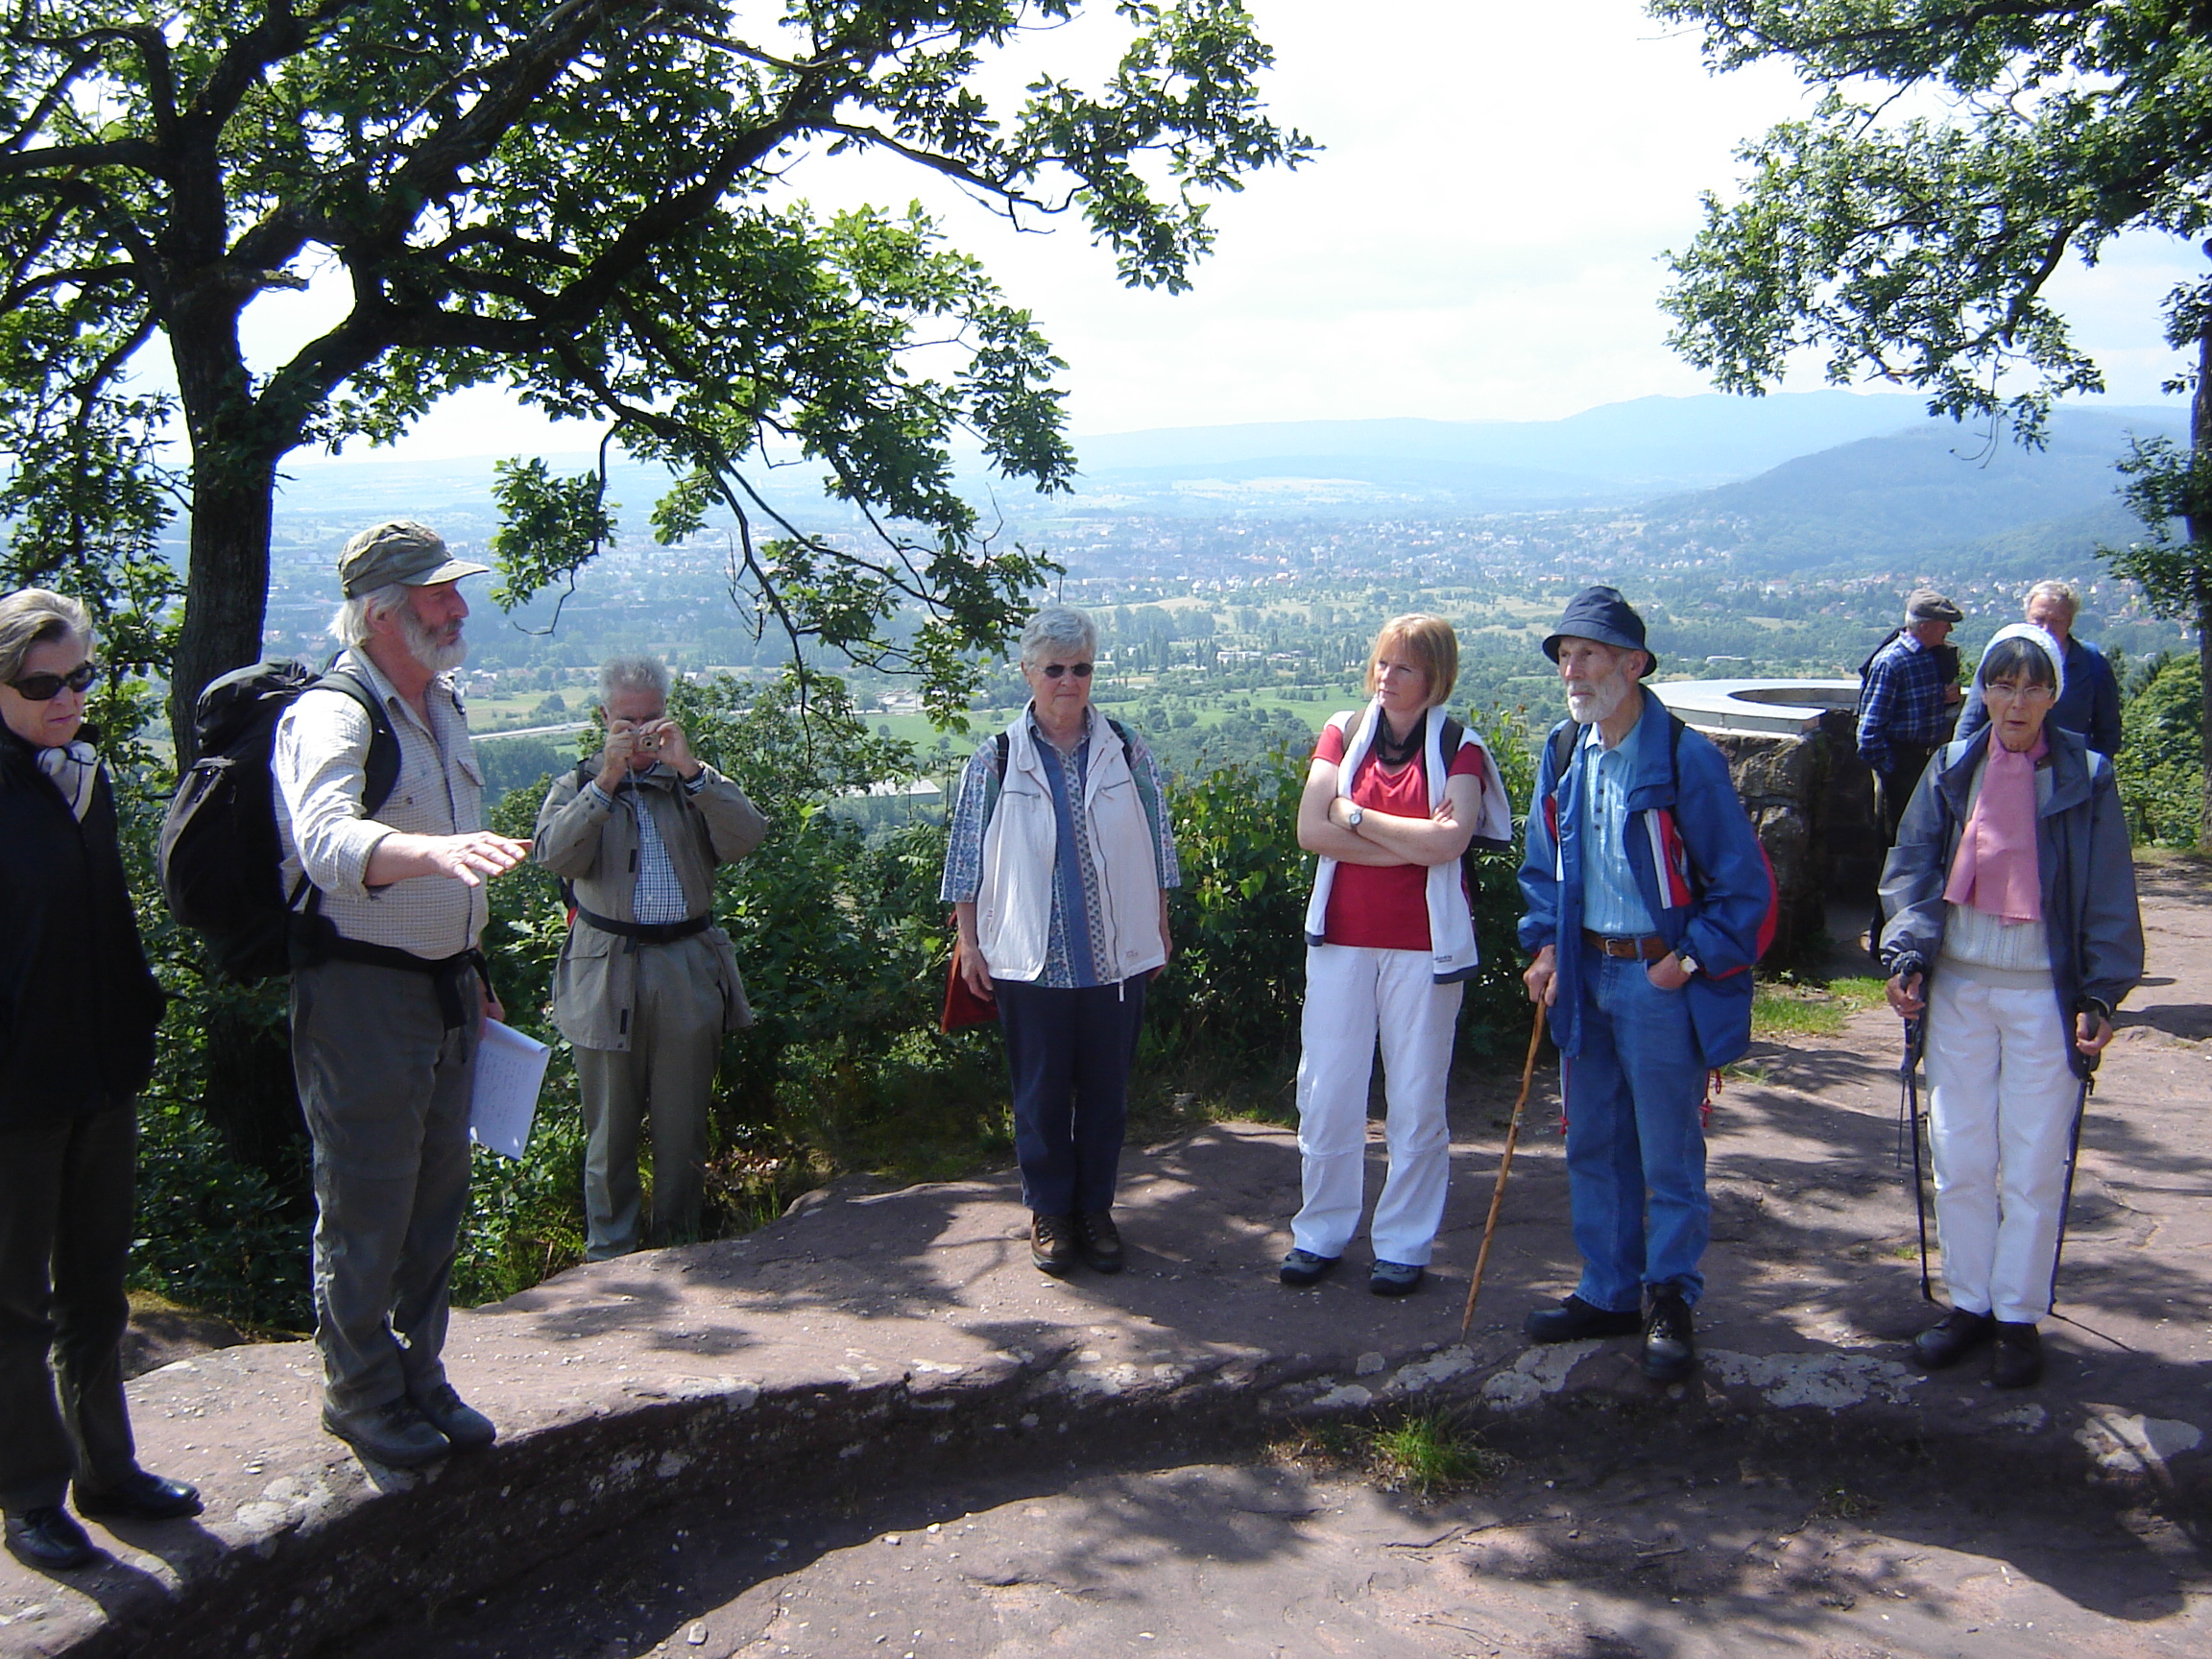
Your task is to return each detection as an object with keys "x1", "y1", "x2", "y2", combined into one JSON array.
[
  {"x1": 271, "y1": 391, "x2": 2187, "y2": 577},
  {"x1": 1635, "y1": 407, "x2": 2185, "y2": 577}
]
